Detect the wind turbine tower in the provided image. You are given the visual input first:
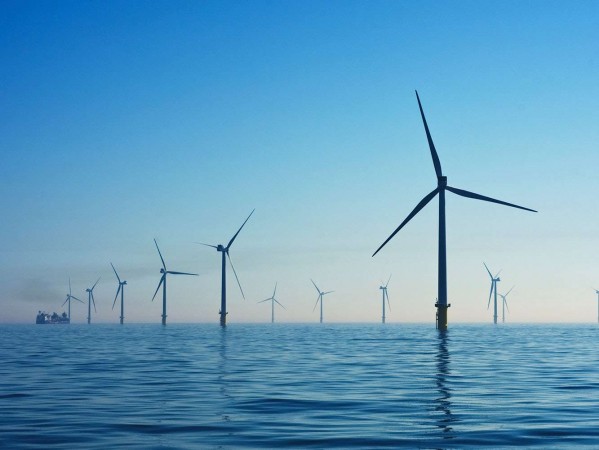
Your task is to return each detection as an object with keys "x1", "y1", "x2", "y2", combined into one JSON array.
[
  {"x1": 594, "y1": 289, "x2": 599, "y2": 323},
  {"x1": 484, "y1": 263, "x2": 501, "y2": 324},
  {"x1": 85, "y1": 278, "x2": 100, "y2": 324},
  {"x1": 152, "y1": 239, "x2": 198, "y2": 325},
  {"x1": 258, "y1": 282, "x2": 285, "y2": 323},
  {"x1": 373, "y1": 91, "x2": 536, "y2": 331},
  {"x1": 498, "y1": 286, "x2": 514, "y2": 323},
  {"x1": 379, "y1": 276, "x2": 391, "y2": 324},
  {"x1": 62, "y1": 278, "x2": 83, "y2": 321},
  {"x1": 198, "y1": 209, "x2": 254, "y2": 326},
  {"x1": 110, "y1": 263, "x2": 127, "y2": 324},
  {"x1": 311, "y1": 279, "x2": 334, "y2": 323}
]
